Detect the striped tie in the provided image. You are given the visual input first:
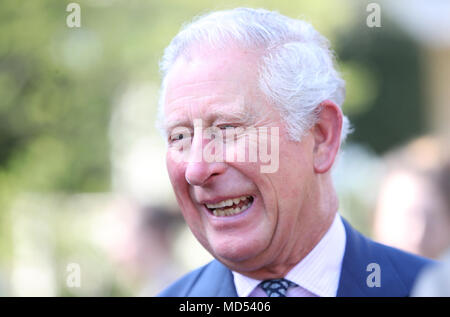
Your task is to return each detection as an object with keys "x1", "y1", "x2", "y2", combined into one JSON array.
[{"x1": 260, "y1": 278, "x2": 297, "y2": 297}]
